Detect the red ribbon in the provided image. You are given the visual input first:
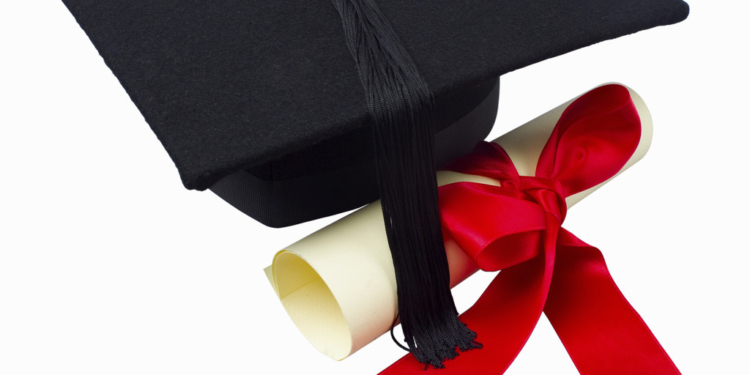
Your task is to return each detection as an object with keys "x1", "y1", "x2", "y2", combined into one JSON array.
[{"x1": 380, "y1": 85, "x2": 680, "y2": 374}]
